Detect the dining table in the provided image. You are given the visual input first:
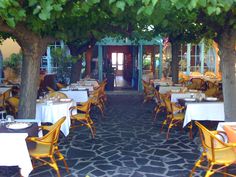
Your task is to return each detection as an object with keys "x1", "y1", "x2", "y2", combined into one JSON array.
[
  {"x1": 60, "y1": 88, "x2": 89, "y2": 103},
  {"x1": 0, "y1": 119, "x2": 39, "y2": 177},
  {"x1": 171, "y1": 92, "x2": 205, "y2": 102},
  {"x1": 158, "y1": 85, "x2": 183, "y2": 94},
  {"x1": 78, "y1": 79, "x2": 99, "y2": 88},
  {"x1": 35, "y1": 99, "x2": 76, "y2": 136},
  {"x1": 183, "y1": 101, "x2": 225, "y2": 127}
]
